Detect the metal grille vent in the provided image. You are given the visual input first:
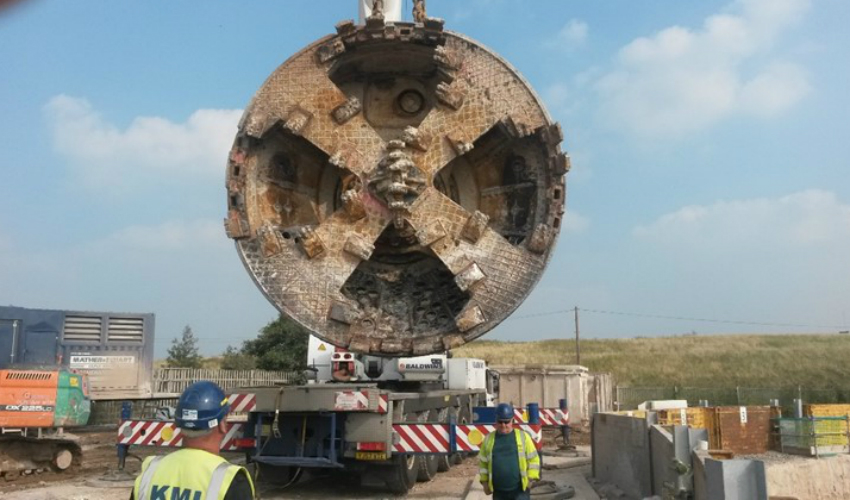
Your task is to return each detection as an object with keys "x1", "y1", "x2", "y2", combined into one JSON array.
[
  {"x1": 5, "y1": 371, "x2": 53, "y2": 380},
  {"x1": 63, "y1": 315, "x2": 103, "y2": 342},
  {"x1": 107, "y1": 317, "x2": 144, "y2": 342}
]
